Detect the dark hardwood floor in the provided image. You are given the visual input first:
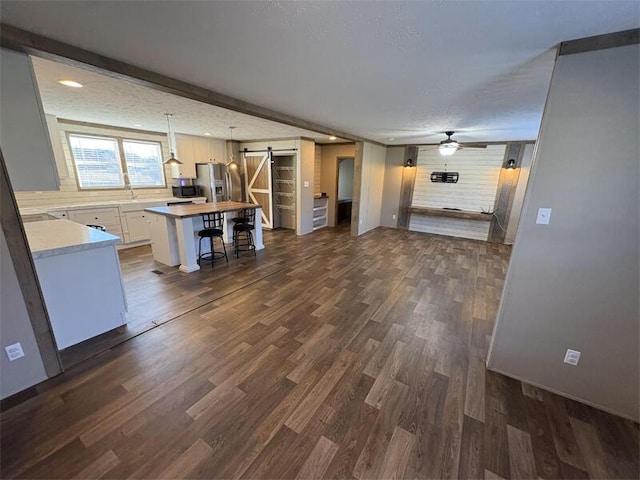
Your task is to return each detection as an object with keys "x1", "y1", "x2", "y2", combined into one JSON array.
[{"x1": 2, "y1": 226, "x2": 638, "y2": 479}]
